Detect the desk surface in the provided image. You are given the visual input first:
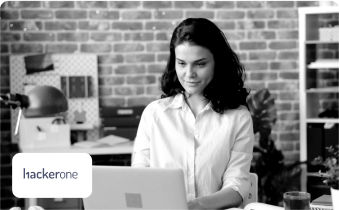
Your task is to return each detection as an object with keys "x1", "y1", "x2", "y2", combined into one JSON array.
[{"x1": 21, "y1": 141, "x2": 134, "y2": 155}]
